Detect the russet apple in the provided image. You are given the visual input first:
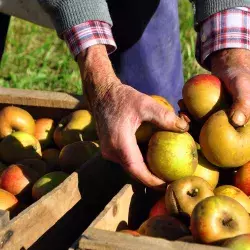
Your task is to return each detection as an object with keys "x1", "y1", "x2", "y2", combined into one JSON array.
[
  {"x1": 234, "y1": 162, "x2": 250, "y2": 196},
  {"x1": 0, "y1": 188, "x2": 18, "y2": 211},
  {"x1": 136, "y1": 95, "x2": 174, "y2": 144},
  {"x1": 165, "y1": 176, "x2": 214, "y2": 217},
  {"x1": 53, "y1": 110, "x2": 98, "y2": 148},
  {"x1": 138, "y1": 215, "x2": 190, "y2": 241},
  {"x1": 214, "y1": 185, "x2": 250, "y2": 213},
  {"x1": 149, "y1": 196, "x2": 168, "y2": 218},
  {"x1": 222, "y1": 234, "x2": 250, "y2": 250},
  {"x1": 191, "y1": 195, "x2": 250, "y2": 244},
  {"x1": 42, "y1": 148, "x2": 60, "y2": 171},
  {"x1": 0, "y1": 164, "x2": 39, "y2": 196},
  {"x1": 59, "y1": 141, "x2": 100, "y2": 173},
  {"x1": 147, "y1": 131, "x2": 198, "y2": 182},
  {"x1": 193, "y1": 151, "x2": 219, "y2": 189},
  {"x1": 32, "y1": 171, "x2": 68, "y2": 200},
  {"x1": 0, "y1": 131, "x2": 42, "y2": 163},
  {"x1": 182, "y1": 74, "x2": 228, "y2": 121},
  {"x1": 34, "y1": 118, "x2": 55, "y2": 149},
  {"x1": 200, "y1": 110, "x2": 250, "y2": 167},
  {"x1": 0, "y1": 106, "x2": 35, "y2": 139}
]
